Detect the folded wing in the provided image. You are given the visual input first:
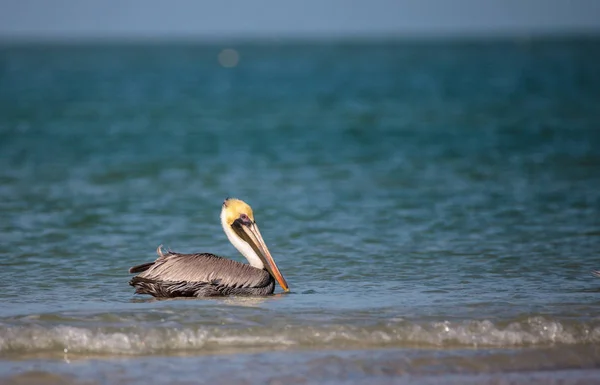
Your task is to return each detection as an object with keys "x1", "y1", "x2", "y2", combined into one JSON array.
[{"x1": 129, "y1": 249, "x2": 274, "y2": 297}]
